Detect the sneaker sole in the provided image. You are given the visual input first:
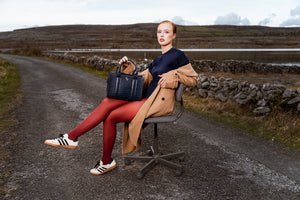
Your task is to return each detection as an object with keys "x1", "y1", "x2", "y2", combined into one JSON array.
[
  {"x1": 44, "y1": 141, "x2": 77, "y2": 149},
  {"x1": 90, "y1": 164, "x2": 117, "y2": 176}
]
